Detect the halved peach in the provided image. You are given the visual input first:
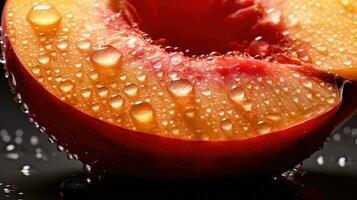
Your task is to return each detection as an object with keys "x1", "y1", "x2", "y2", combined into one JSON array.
[{"x1": 1, "y1": 0, "x2": 356, "y2": 178}]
